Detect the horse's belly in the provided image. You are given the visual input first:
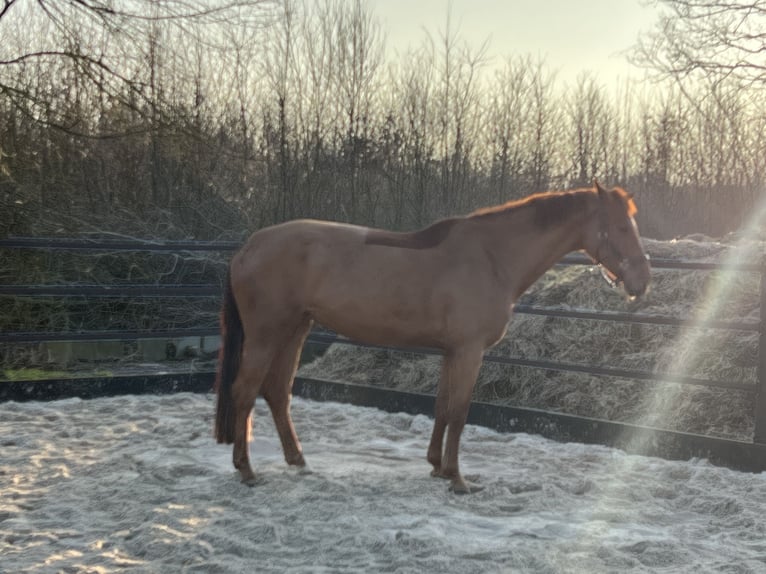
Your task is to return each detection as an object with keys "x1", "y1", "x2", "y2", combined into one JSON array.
[
  {"x1": 310, "y1": 295, "x2": 445, "y2": 349},
  {"x1": 312, "y1": 310, "x2": 440, "y2": 349}
]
